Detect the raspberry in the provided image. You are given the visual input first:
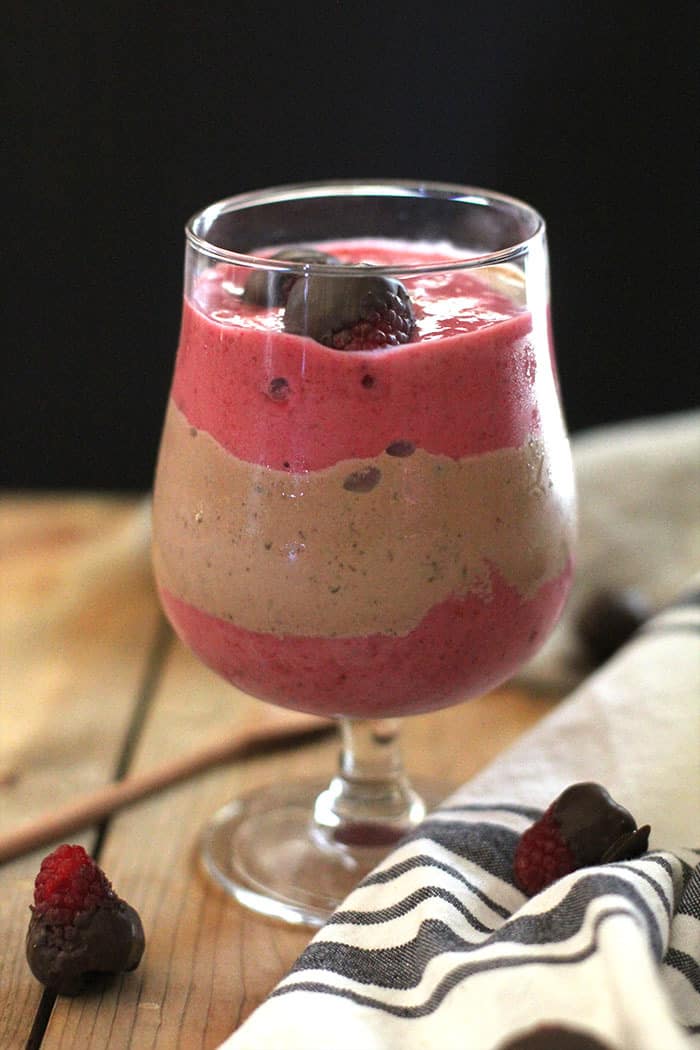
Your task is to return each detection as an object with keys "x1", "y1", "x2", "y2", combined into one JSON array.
[
  {"x1": 513, "y1": 806, "x2": 576, "y2": 895},
  {"x1": 33, "y1": 844, "x2": 115, "y2": 923},
  {"x1": 26, "y1": 844, "x2": 145, "y2": 996},
  {"x1": 284, "y1": 273, "x2": 415, "y2": 351},
  {"x1": 514, "y1": 782, "x2": 650, "y2": 896},
  {"x1": 327, "y1": 287, "x2": 415, "y2": 351}
]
